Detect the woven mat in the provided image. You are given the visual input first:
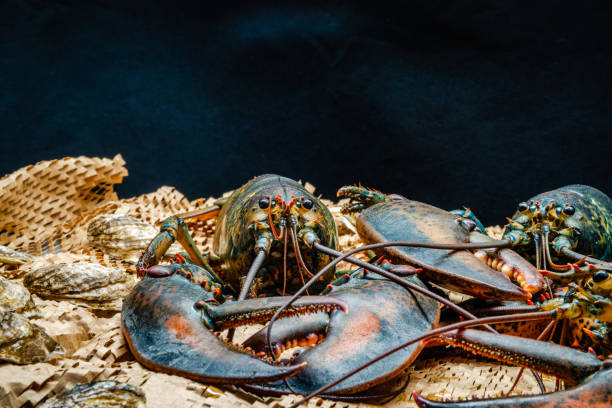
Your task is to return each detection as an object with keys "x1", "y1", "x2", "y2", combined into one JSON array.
[{"x1": 0, "y1": 156, "x2": 553, "y2": 408}]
